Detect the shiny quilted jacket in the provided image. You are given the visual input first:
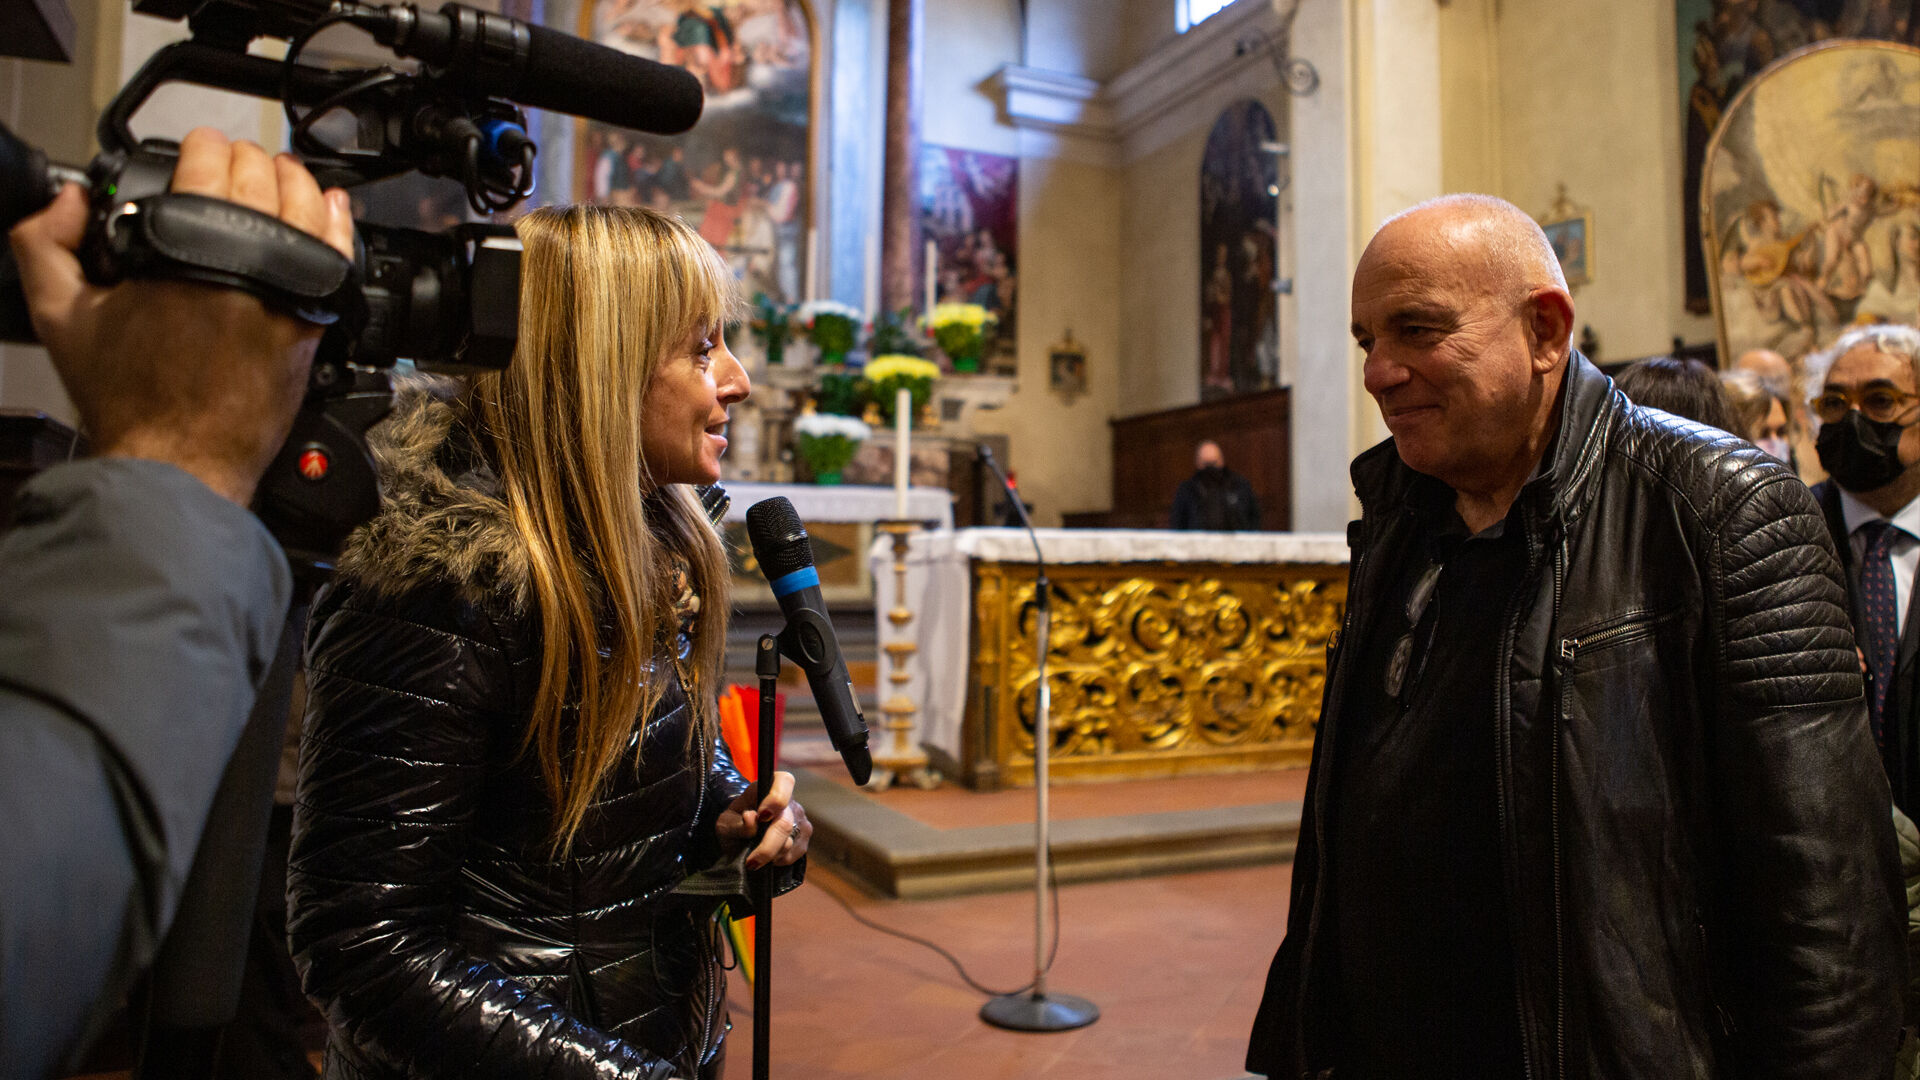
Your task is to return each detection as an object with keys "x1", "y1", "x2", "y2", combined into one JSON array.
[{"x1": 287, "y1": 379, "x2": 794, "y2": 1079}]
